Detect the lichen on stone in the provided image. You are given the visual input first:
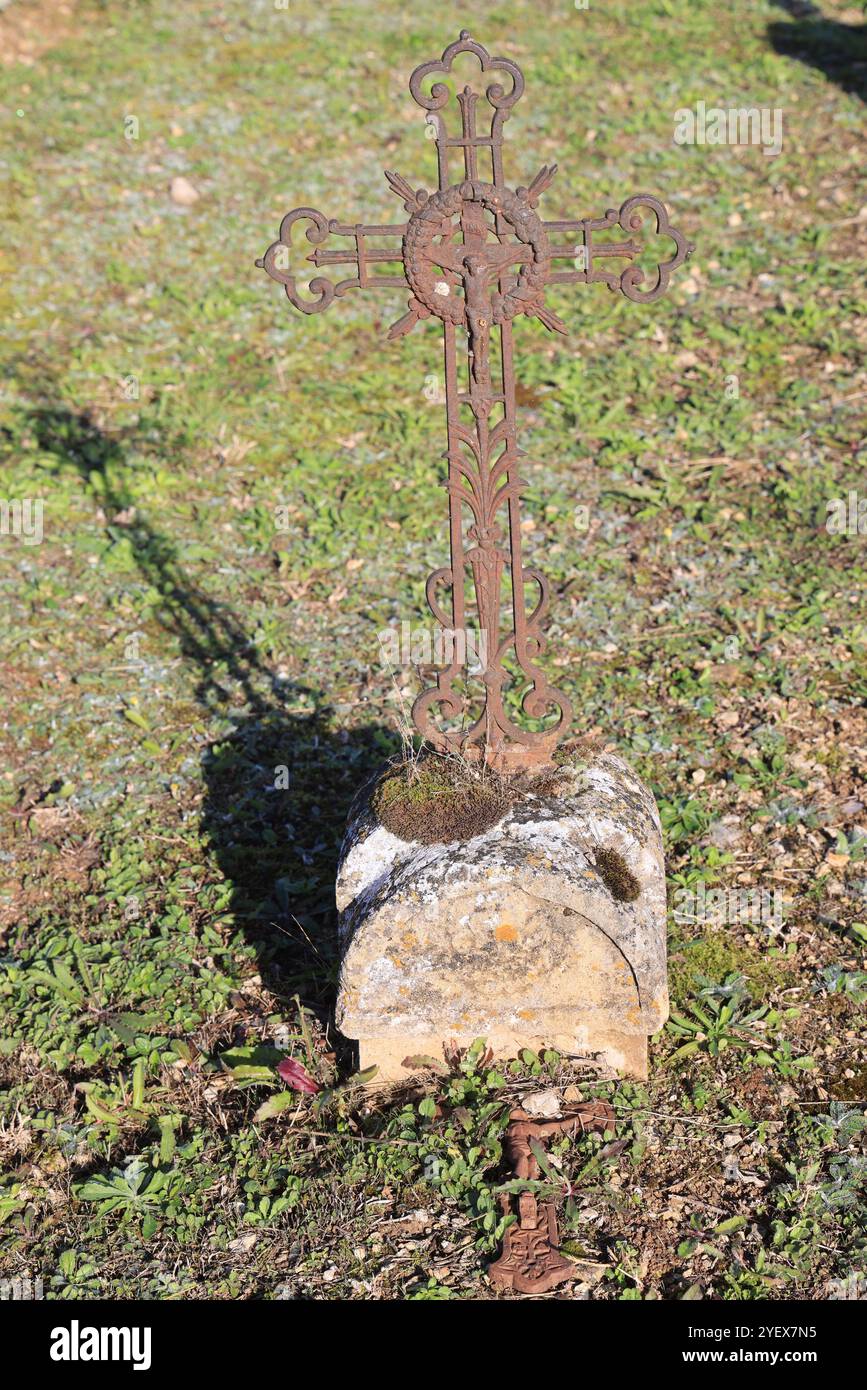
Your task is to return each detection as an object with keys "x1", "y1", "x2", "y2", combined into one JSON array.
[
  {"x1": 336, "y1": 748, "x2": 669, "y2": 1072},
  {"x1": 594, "y1": 846, "x2": 641, "y2": 902}
]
